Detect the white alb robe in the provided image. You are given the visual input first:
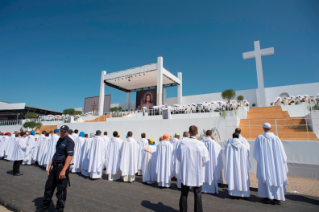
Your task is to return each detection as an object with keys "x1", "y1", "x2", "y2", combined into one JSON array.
[
  {"x1": 102, "y1": 136, "x2": 110, "y2": 169},
  {"x1": 39, "y1": 136, "x2": 50, "y2": 166},
  {"x1": 253, "y1": 132, "x2": 288, "y2": 201},
  {"x1": 141, "y1": 144, "x2": 157, "y2": 184},
  {"x1": 202, "y1": 137, "x2": 223, "y2": 194},
  {"x1": 120, "y1": 137, "x2": 139, "y2": 179},
  {"x1": 137, "y1": 138, "x2": 148, "y2": 173},
  {"x1": 171, "y1": 137, "x2": 180, "y2": 178},
  {"x1": 105, "y1": 137, "x2": 123, "y2": 176},
  {"x1": 43, "y1": 134, "x2": 60, "y2": 166},
  {"x1": 24, "y1": 135, "x2": 36, "y2": 165},
  {"x1": 5, "y1": 135, "x2": 16, "y2": 161},
  {"x1": 0, "y1": 136, "x2": 11, "y2": 158},
  {"x1": 11, "y1": 137, "x2": 27, "y2": 161},
  {"x1": 88, "y1": 136, "x2": 104, "y2": 179},
  {"x1": 176, "y1": 137, "x2": 210, "y2": 187},
  {"x1": 156, "y1": 140, "x2": 173, "y2": 187},
  {"x1": 224, "y1": 138, "x2": 251, "y2": 197},
  {"x1": 0, "y1": 136, "x2": 5, "y2": 158},
  {"x1": 81, "y1": 138, "x2": 92, "y2": 177},
  {"x1": 36, "y1": 134, "x2": 45, "y2": 162},
  {"x1": 74, "y1": 137, "x2": 85, "y2": 172}
]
